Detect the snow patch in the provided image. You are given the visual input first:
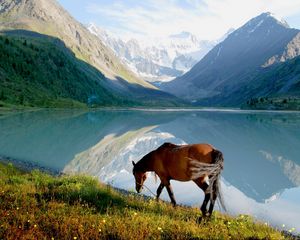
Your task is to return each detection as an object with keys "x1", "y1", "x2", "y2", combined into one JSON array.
[{"x1": 248, "y1": 19, "x2": 264, "y2": 33}]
